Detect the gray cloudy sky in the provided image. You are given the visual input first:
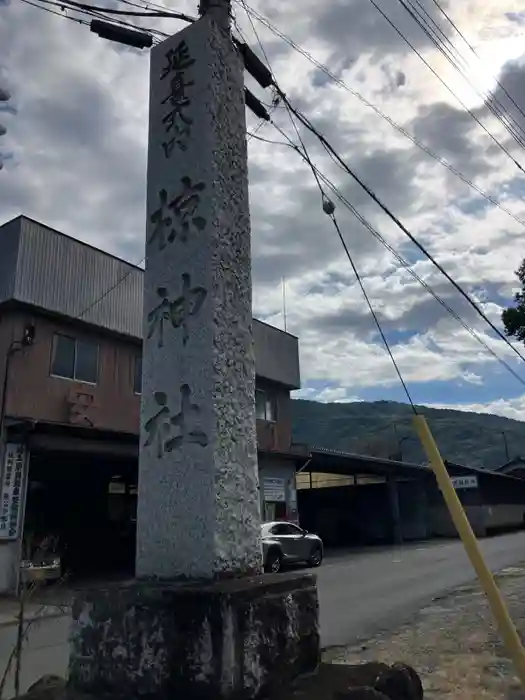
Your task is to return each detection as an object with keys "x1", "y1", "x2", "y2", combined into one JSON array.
[{"x1": 2, "y1": 0, "x2": 525, "y2": 418}]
